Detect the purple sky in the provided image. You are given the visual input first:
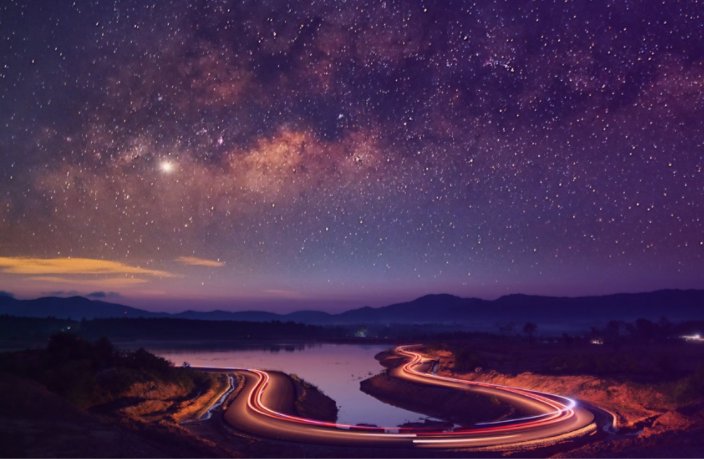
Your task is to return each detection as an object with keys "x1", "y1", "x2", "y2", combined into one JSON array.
[{"x1": 1, "y1": 1, "x2": 702, "y2": 312}]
